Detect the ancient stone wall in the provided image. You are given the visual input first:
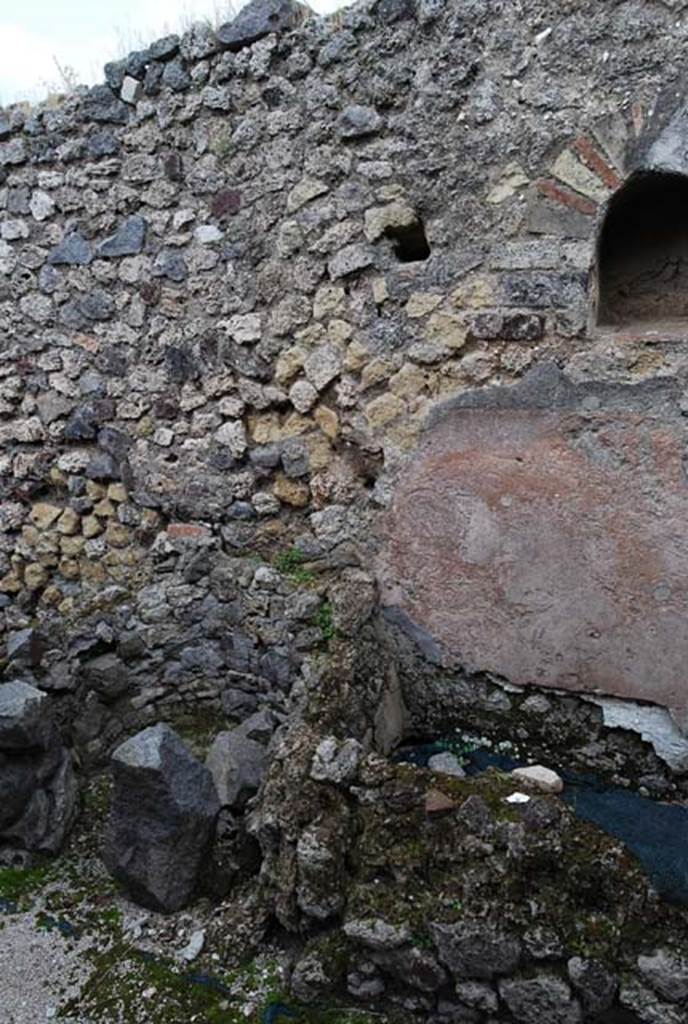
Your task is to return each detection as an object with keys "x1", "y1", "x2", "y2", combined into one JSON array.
[{"x1": 3, "y1": 0, "x2": 688, "y2": 767}]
